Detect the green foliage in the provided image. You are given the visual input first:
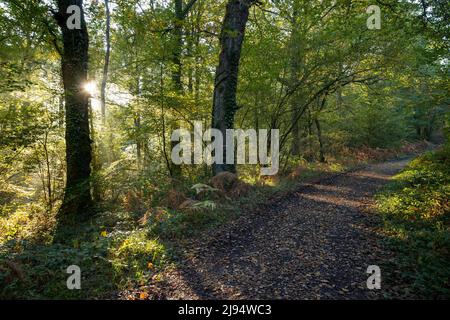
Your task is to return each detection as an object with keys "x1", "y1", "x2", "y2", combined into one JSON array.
[
  {"x1": 0, "y1": 240, "x2": 114, "y2": 299},
  {"x1": 147, "y1": 208, "x2": 228, "y2": 239},
  {"x1": 377, "y1": 148, "x2": 450, "y2": 298},
  {"x1": 337, "y1": 98, "x2": 410, "y2": 149},
  {"x1": 0, "y1": 209, "x2": 168, "y2": 299},
  {"x1": 0, "y1": 0, "x2": 448, "y2": 300}
]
